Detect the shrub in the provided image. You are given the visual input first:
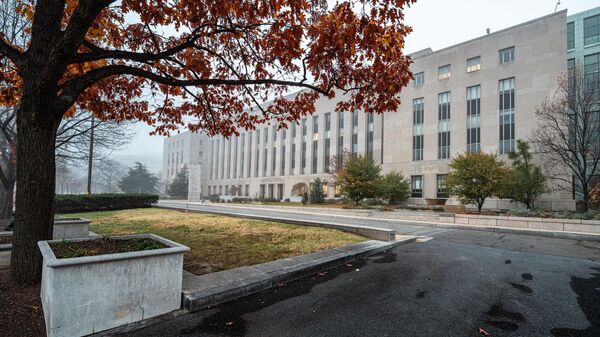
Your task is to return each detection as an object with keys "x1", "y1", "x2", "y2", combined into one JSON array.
[
  {"x1": 309, "y1": 178, "x2": 326, "y2": 204},
  {"x1": 337, "y1": 154, "x2": 382, "y2": 205},
  {"x1": 445, "y1": 152, "x2": 509, "y2": 212},
  {"x1": 378, "y1": 170, "x2": 410, "y2": 205},
  {"x1": 55, "y1": 193, "x2": 158, "y2": 213},
  {"x1": 284, "y1": 198, "x2": 291, "y2": 202},
  {"x1": 501, "y1": 140, "x2": 547, "y2": 209},
  {"x1": 301, "y1": 192, "x2": 309, "y2": 205}
]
